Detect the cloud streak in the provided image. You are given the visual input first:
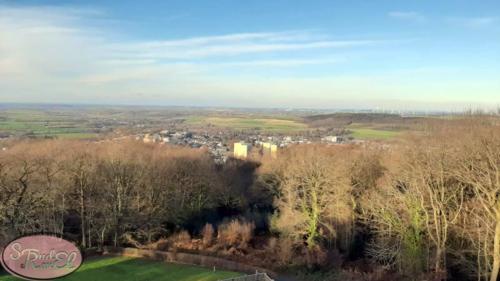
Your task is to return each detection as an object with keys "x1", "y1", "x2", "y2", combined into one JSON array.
[
  {"x1": 111, "y1": 35, "x2": 378, "y2": 60},
  {"x1": 446, "y1": 16, "x2": 498, "y2": 28},
  {"x1": 388, "y1": 11, "x2": 427, "y2": 23},
  {"x1": 214, "y1": 58, "x2": 343, "y2": 67},
  {"x1": 0, "y1": 5, "x2": 375, "y2": 84}
]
